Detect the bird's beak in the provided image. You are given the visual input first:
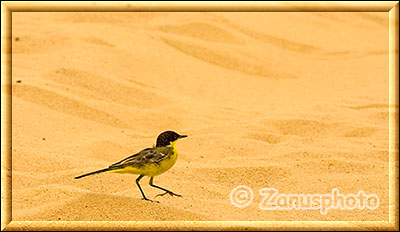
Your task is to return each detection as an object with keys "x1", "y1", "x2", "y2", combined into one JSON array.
[{"x1": 179, "y1": 135, "x2": 188, "y2": 139}]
